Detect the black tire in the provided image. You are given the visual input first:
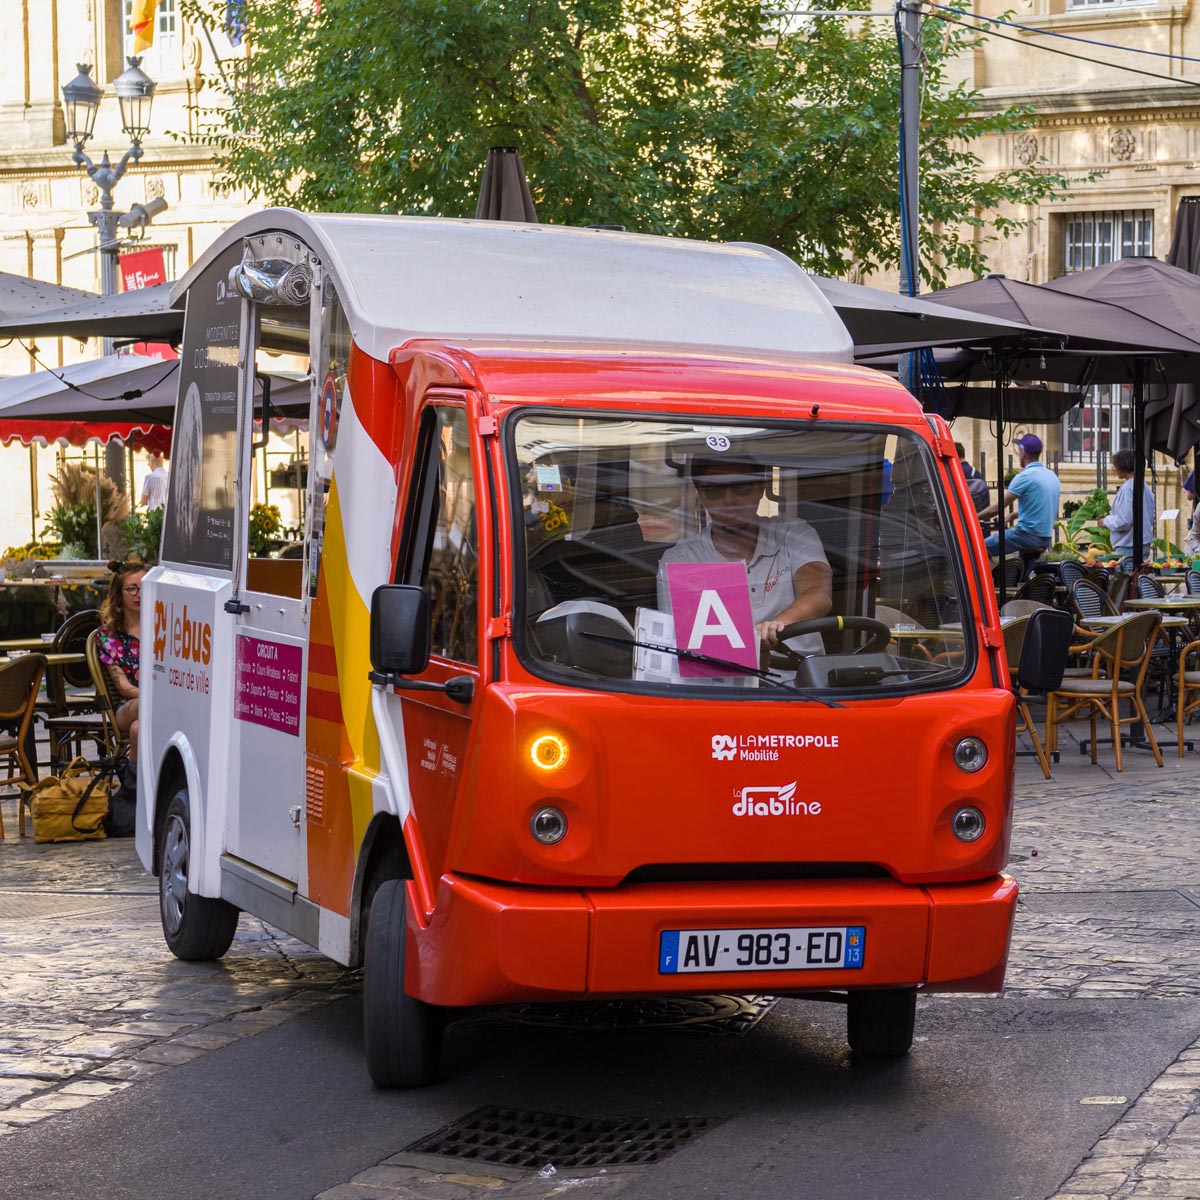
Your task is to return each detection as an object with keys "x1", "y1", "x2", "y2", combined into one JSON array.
[
  {"x1": 846, "y1": 988, "x2": 917, "y2": 1057},
  {"x1": 158, "y1": 787, "x2": 239, "y2": 962},
  {"x1": 363, "y1": 879, "x2": 442, "y2": 1087}
]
